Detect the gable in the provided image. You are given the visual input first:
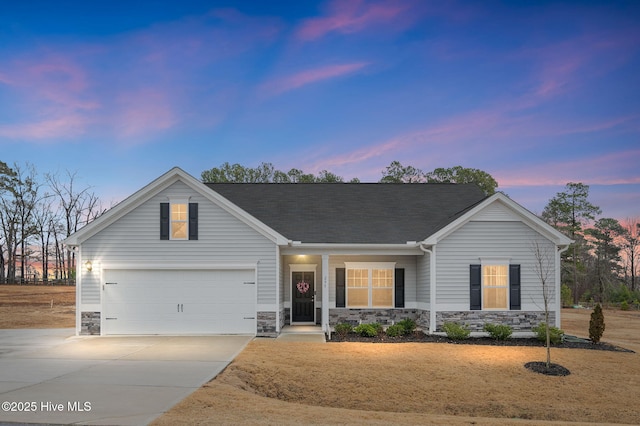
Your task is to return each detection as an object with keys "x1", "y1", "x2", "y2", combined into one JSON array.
[
  {"x1": 423, "y1": 193, "x2": 573, "y2": 246},
  {"x1": 64, "y1": 168, "x2": 287, "y2": 246}
]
